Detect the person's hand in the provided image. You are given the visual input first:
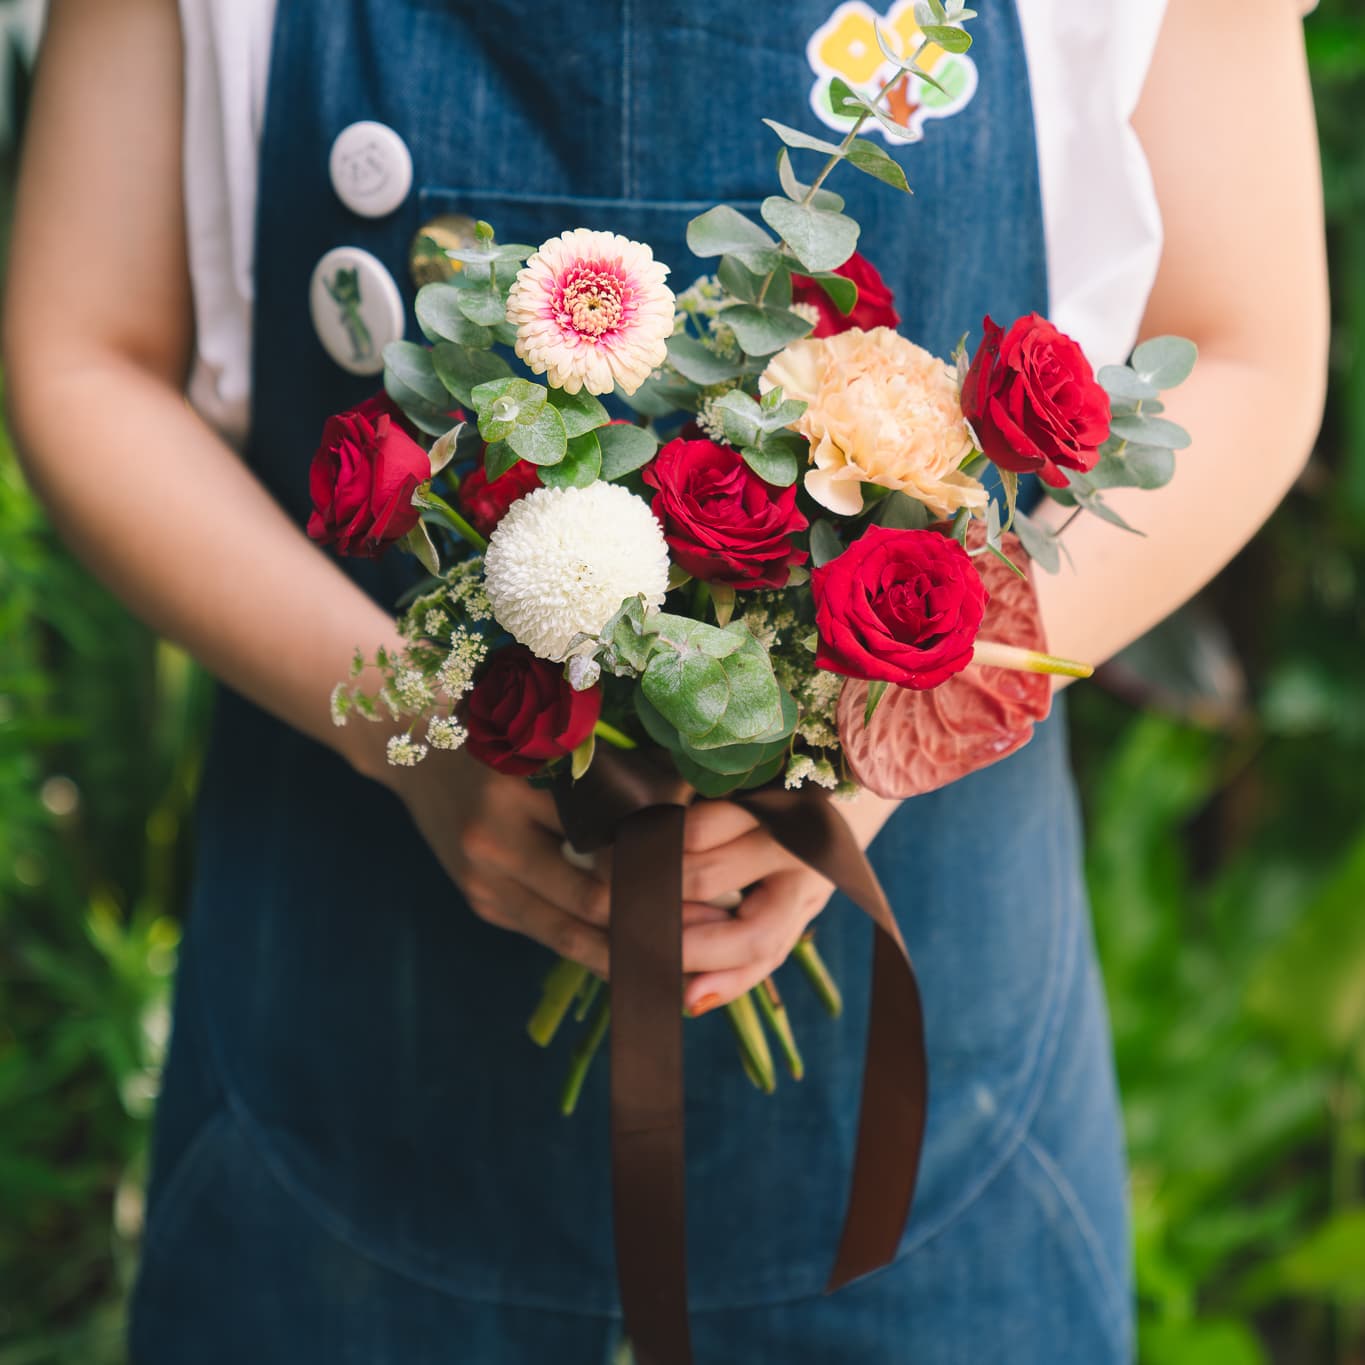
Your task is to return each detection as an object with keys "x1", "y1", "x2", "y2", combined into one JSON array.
[
  {"x1": 677, "y1": 802, "x2": 835, "y2": 1016},
  {"x1": 372, "y1": 742, "x2": 731, "y2": 975}
]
